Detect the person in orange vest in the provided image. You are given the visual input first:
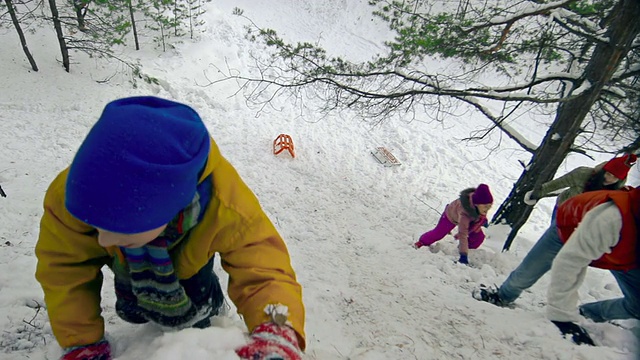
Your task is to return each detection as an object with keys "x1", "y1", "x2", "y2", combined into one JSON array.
[
  {"x1": 35, "y1": 97, "x2": 305, "y2": 360},
  {"x1": 474, "y1": 187, "x2": 639, "y2": 346}
]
